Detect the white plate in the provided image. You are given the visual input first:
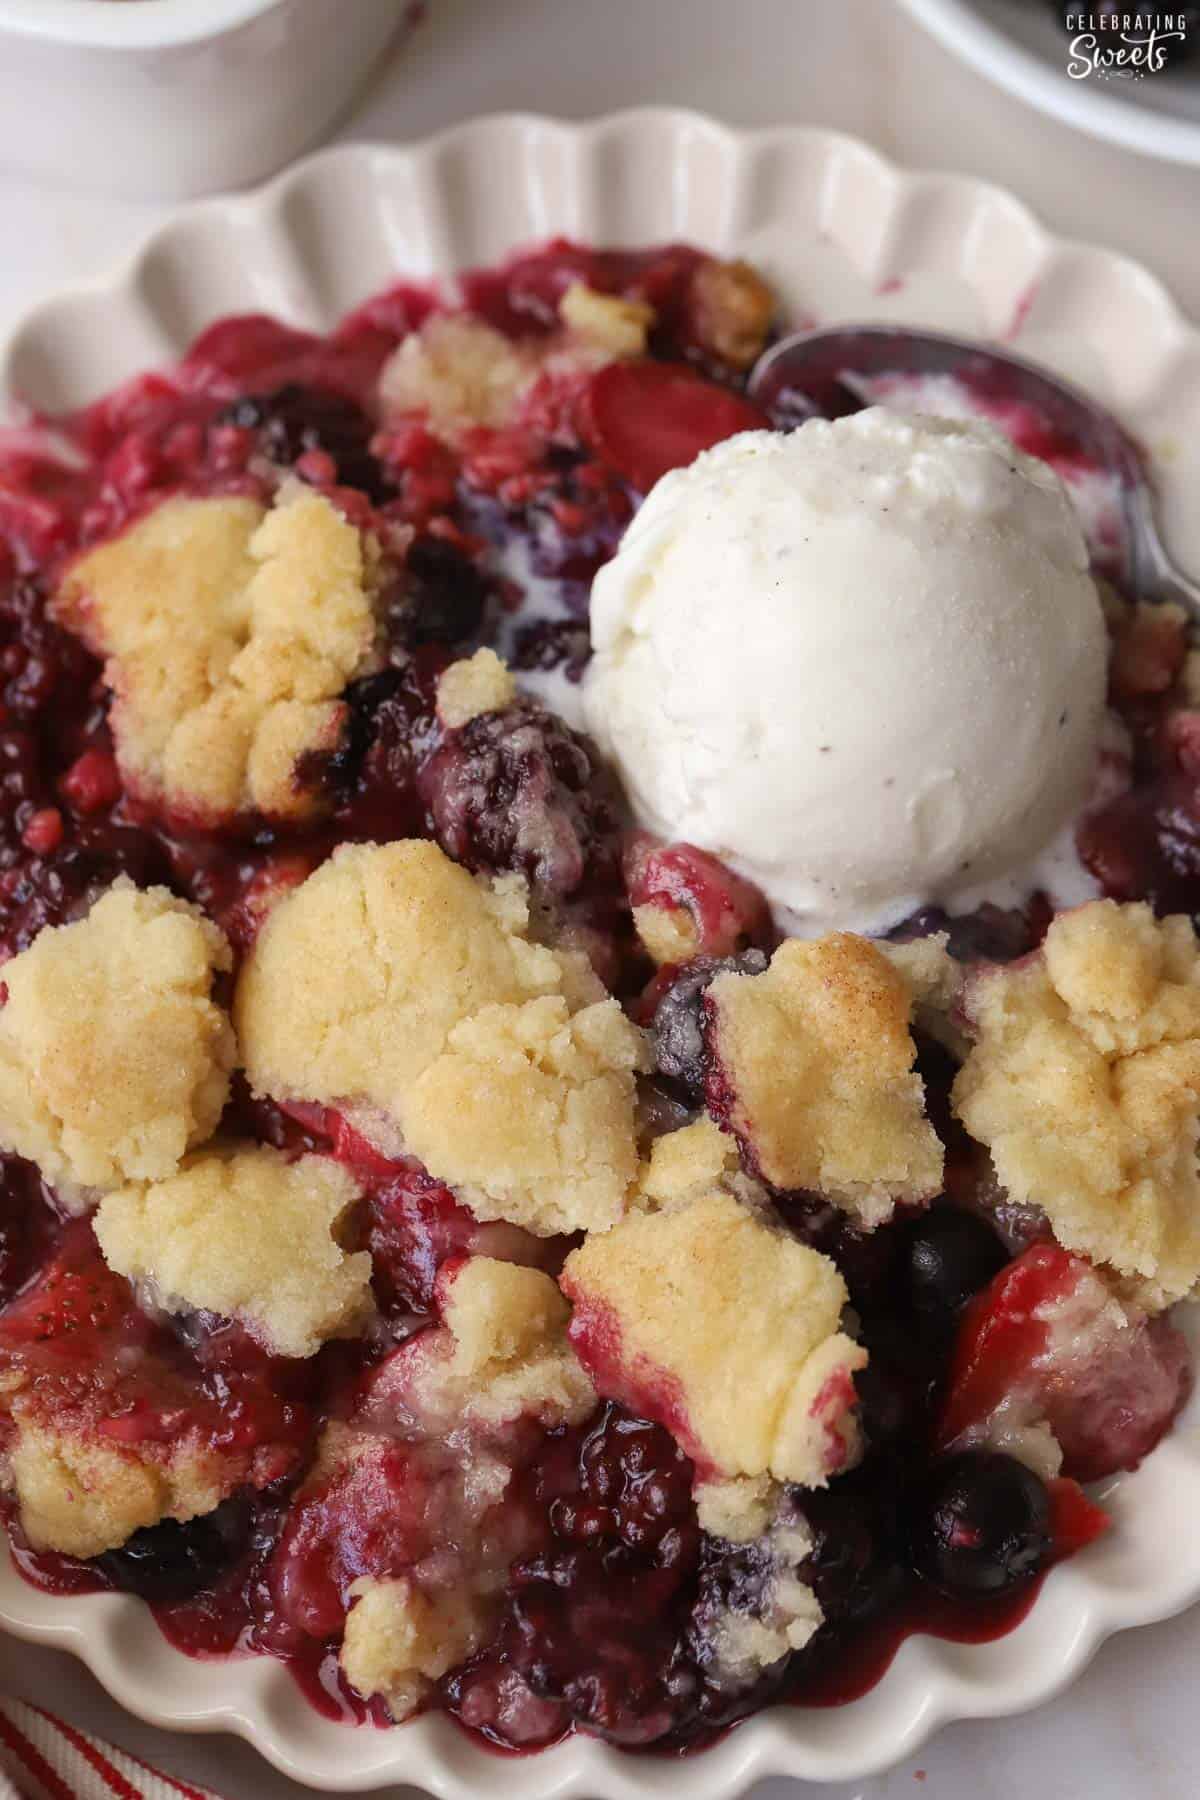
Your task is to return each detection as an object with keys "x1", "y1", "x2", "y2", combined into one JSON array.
[
  {"x1": 900, "y1": 0, "x2": 1200, "y2": 166},
  {"x1": 3, "y1": 109, "x2": 1200, "y2": 1798}
]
